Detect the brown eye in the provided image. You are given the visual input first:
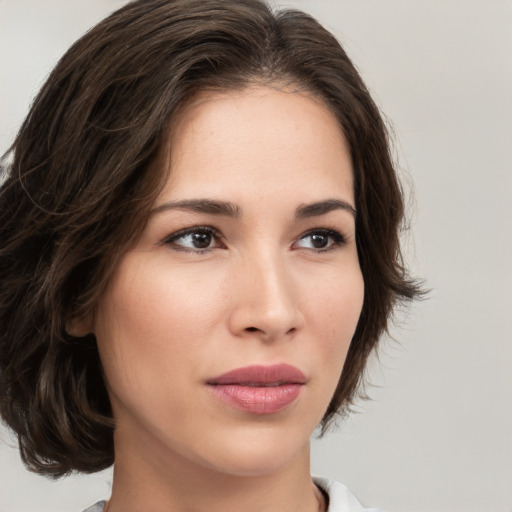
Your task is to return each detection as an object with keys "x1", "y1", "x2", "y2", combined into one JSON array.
[
  {"x1": 190, "y1": 232, "x2": 213, "y2": 249},
  {"x1": 164, "y1": 227, "x2": 223, "y2": 252},
  {"x1": 294, "y1": 229, "x2": 346, "y2": 252},
  {"x1": 310, "y1": 233, "x2": 329, "y2": 249}
]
